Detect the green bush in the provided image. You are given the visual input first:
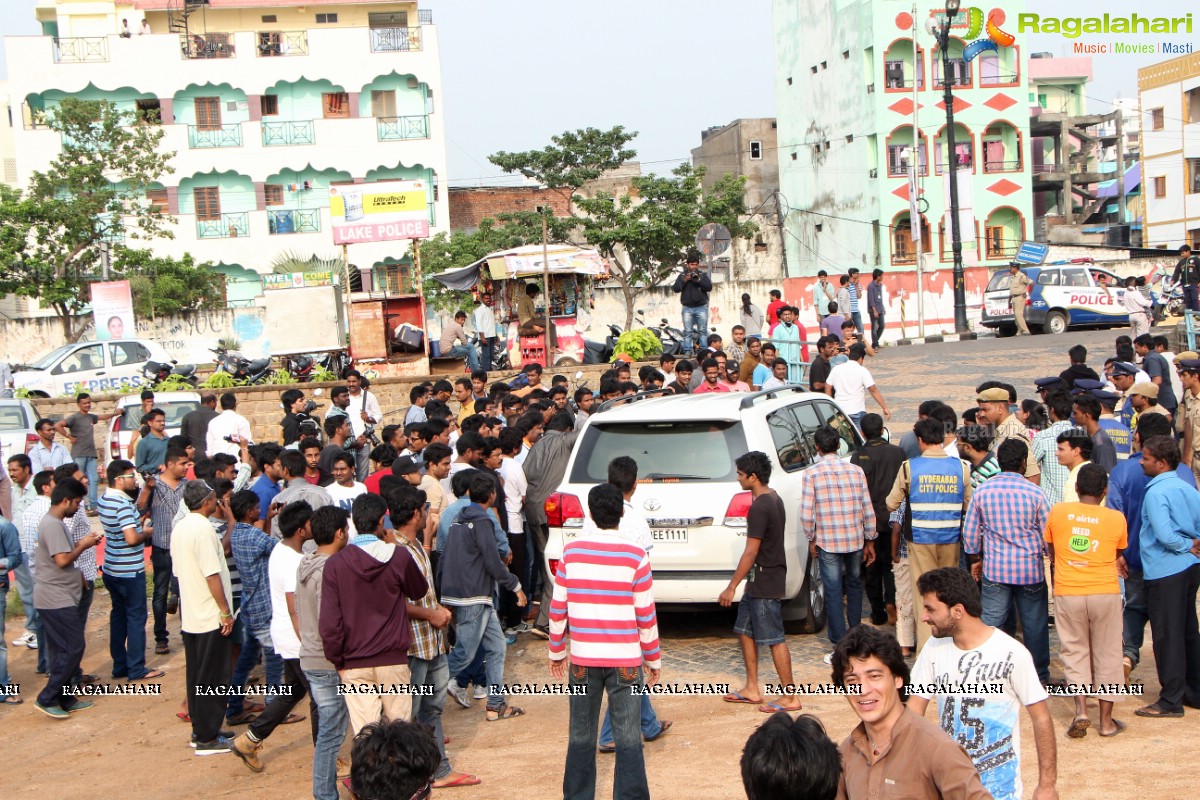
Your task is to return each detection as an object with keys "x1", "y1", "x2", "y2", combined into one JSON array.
[{"x1": 612, "y1": 329, "x2": 662, "y2": 362}]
